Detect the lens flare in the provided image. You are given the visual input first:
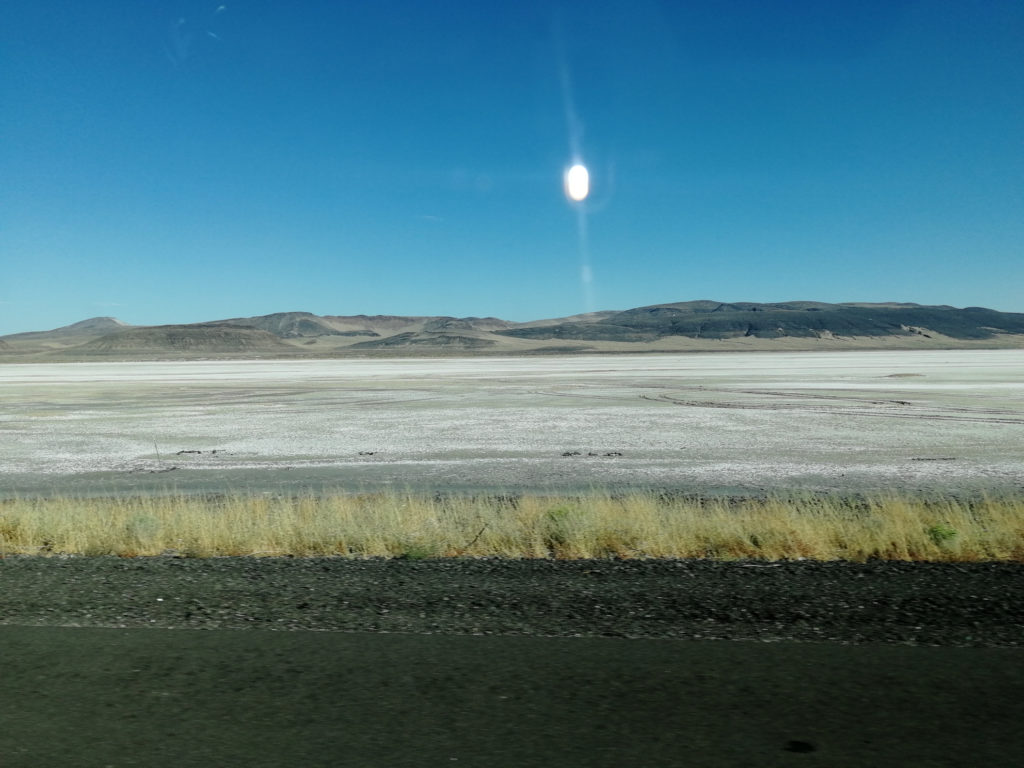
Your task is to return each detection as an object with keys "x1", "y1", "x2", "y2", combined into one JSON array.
[{"x1": 564, "y1": 163, "x2": 590, "y2": 202}]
